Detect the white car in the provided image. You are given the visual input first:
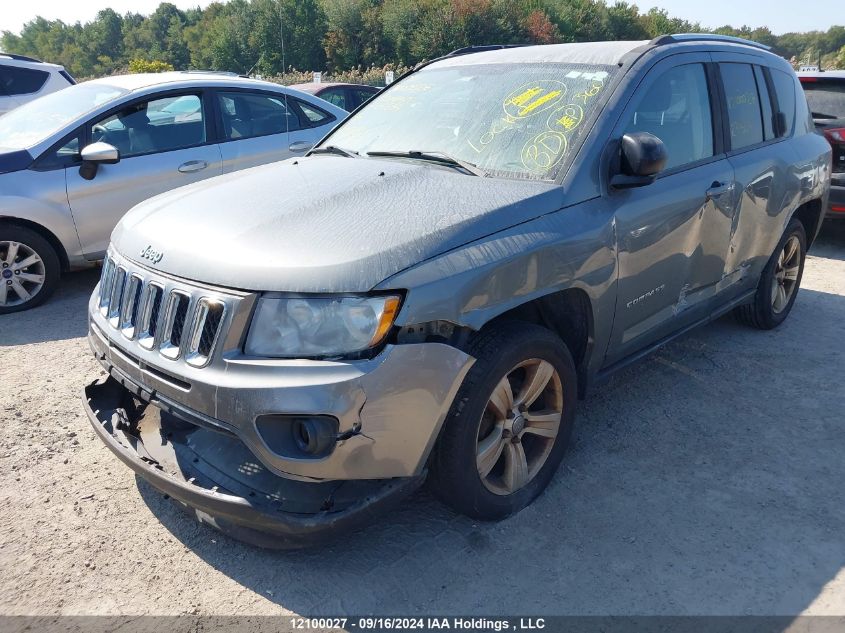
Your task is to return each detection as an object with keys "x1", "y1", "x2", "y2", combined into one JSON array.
[
  {"x1": 0, "y1": 53, "x2": 75, "y2": 115},
  {"x1": 0, "y1": 71, "x2": 347, "y2": 312}
]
